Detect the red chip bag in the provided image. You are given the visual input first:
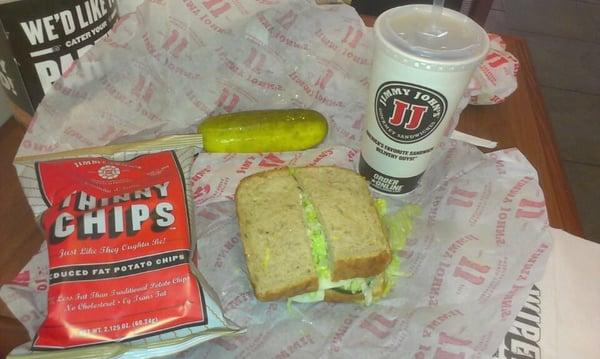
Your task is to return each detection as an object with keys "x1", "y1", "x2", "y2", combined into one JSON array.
[{"x1": 14, "y1": 136, "x2": 241, "y2": 356}]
